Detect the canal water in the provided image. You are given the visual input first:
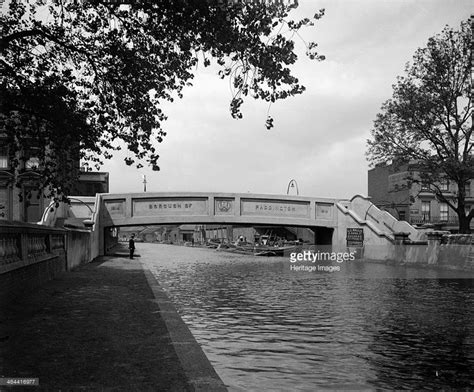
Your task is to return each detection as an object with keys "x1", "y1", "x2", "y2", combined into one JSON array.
[{"x1": 139, "y1": 243, "x2": 474, "y2": 391}]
